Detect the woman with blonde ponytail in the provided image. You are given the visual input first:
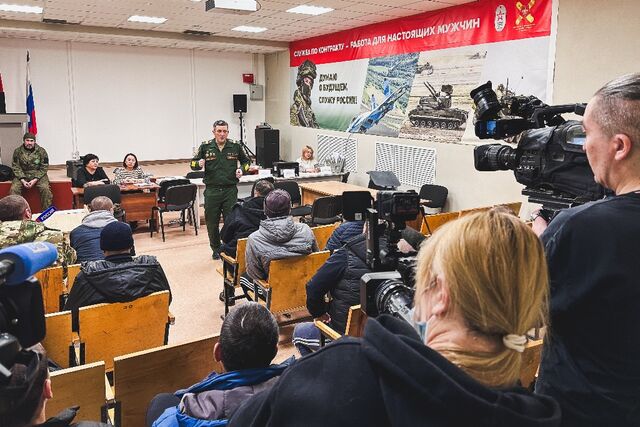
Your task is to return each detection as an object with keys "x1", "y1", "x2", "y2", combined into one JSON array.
[{"x1": 230, "y1": 209, "x2": 560, "y2": 427}]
